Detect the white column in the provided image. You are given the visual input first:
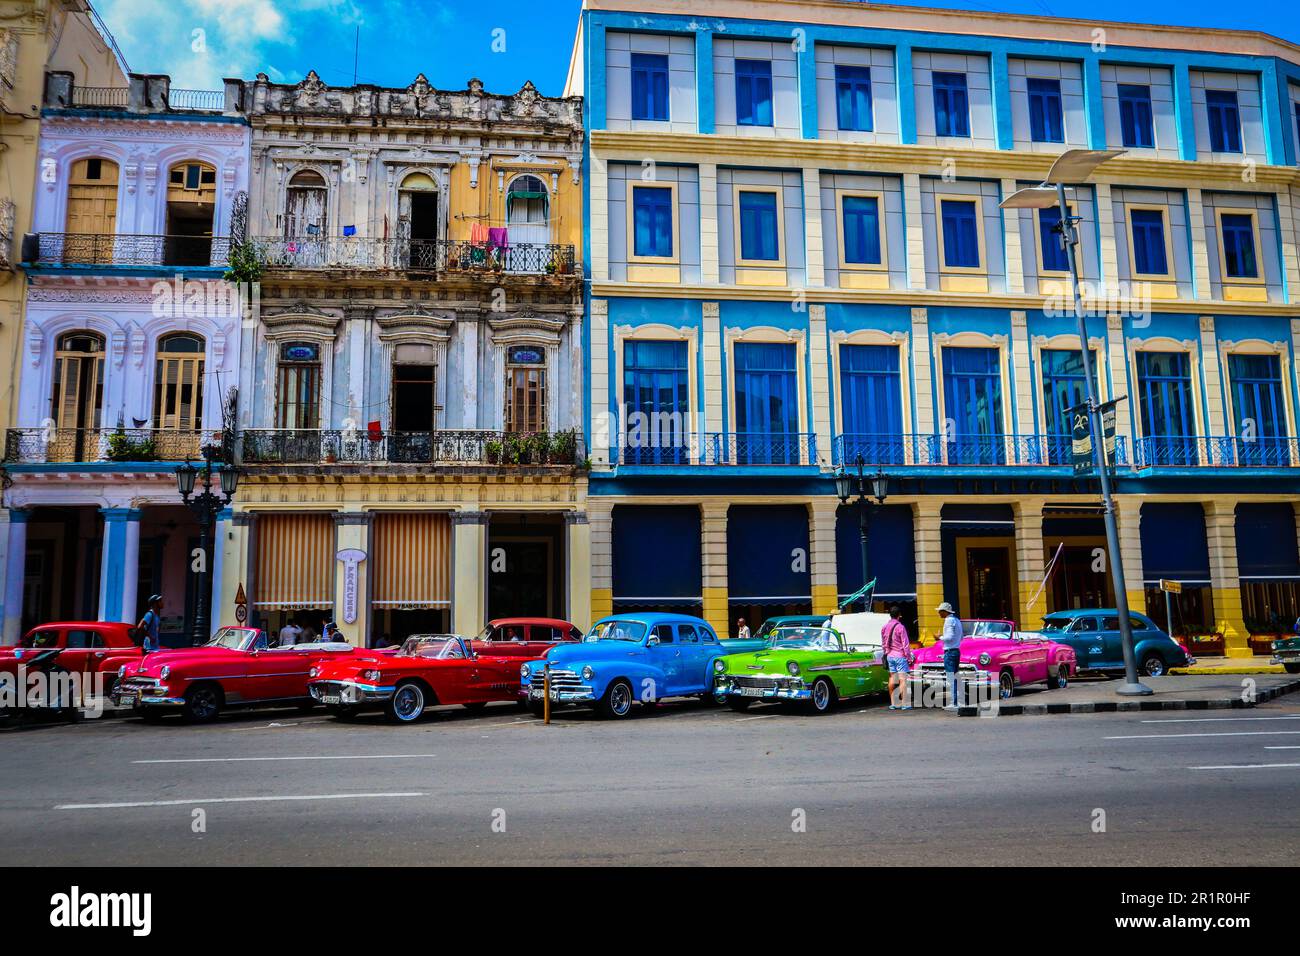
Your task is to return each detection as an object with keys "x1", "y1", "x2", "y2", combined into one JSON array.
[
  {"x1": 903, "y1": 173, "x2": 926, "y2": 290},
  {"x1": 802, "y1": 166, "x2": 824, "y2": 288},
  {"x1": 589, "y1": 299, "x2": 611, "y2": 467},
  {"x1": 699, "y1": 163, "x2": 720, "y2": 284},
  {"x1": 2, "y1": 511, "x2": 28, "y2": 645},
  {"x1": 565, "y1": 512, "x2": 592, "y2": 630},
  {"x1": 120, "y1": 512, "x2": 141, "y2": 625},
  {"x1": 1001, "y1": 178, "x2": 1026, "y2": 294}
]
